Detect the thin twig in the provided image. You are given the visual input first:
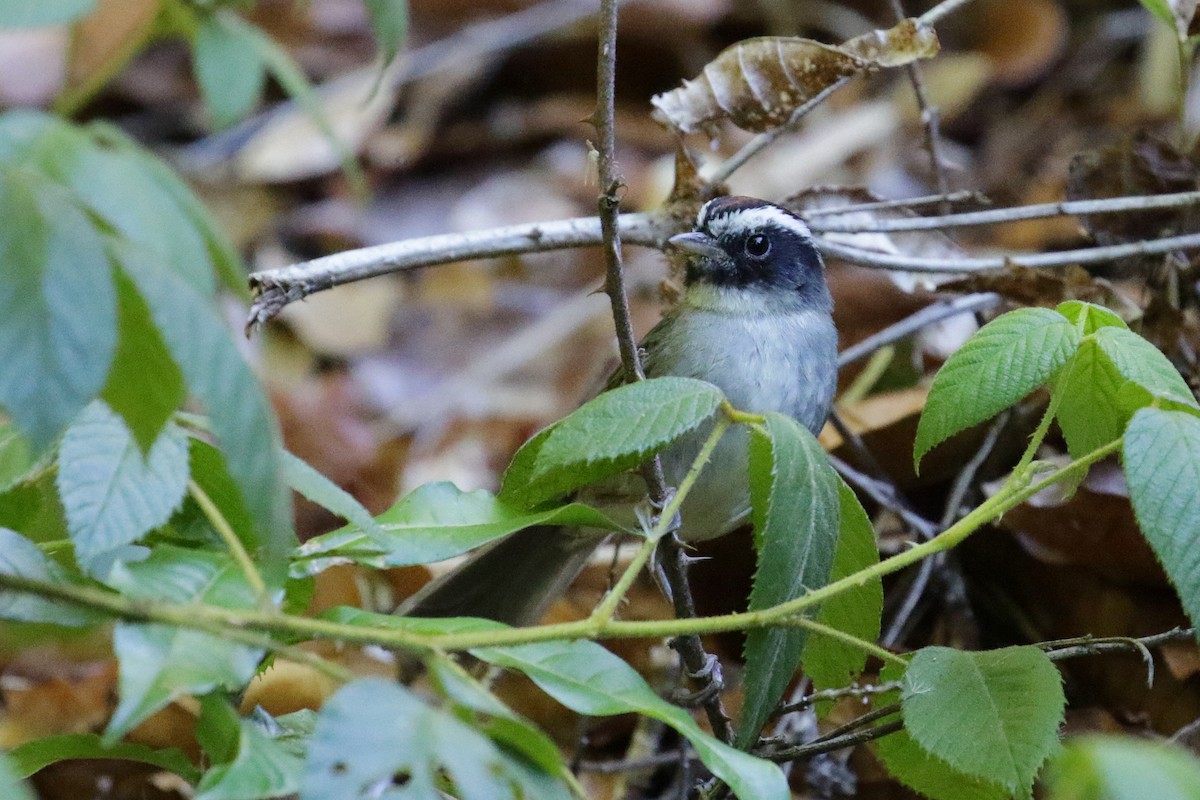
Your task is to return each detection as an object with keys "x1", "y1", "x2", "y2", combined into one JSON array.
[
  {"x1": 707, "y1": 78, "x2": 853, "y2": 188},
  {"x1": 817, "y1": 230, "x2": 1200, "y2": 273},
  {"x1": 837, "y1": 292, "x2": 1001, "y2": 368},
  {"x1": 803, "y1": 190, "x2": 987, "y2": 216},
  {"x1": 246, "y1": 213, "x2": 673, "y2": 329},
  {"x1": 918, "y1": 0, "x2": 976, "y2": 26},
  {"x1": 1042, "y1": 628, "x2": 1195, "y2": 661},
  {"x1": 765, "y1": 719, "x2": 904, "y2": 763},
  {"x1": 889, "y1": 0, "x2": 951, "y2": 208},
  {"x1": 592, "y1": 0, "x2": 734, "y2": 746},
  {"x1": 809, "y1": 189, "x2": 1200, "y2": 233},
  {"x1": 829, "y1": 454, "x2": 940, "y2": 539},
  {"x1": 777, "y1": 681, "x2": 902, "y2": 716}
]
